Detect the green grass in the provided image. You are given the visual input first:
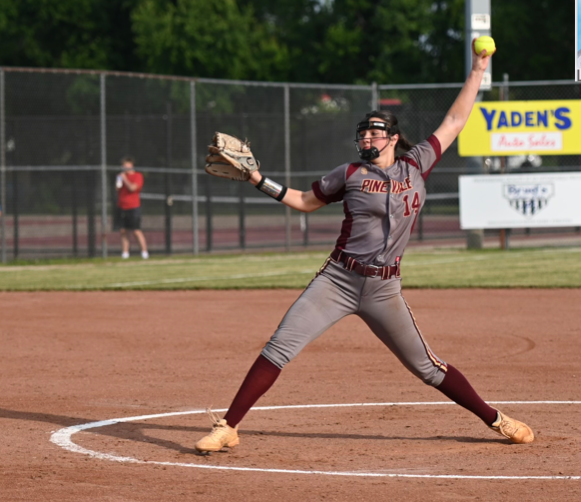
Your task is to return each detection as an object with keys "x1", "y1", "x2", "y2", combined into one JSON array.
[{"x1": 1, "y1": 247, "x2": 580, "y2": 291}]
